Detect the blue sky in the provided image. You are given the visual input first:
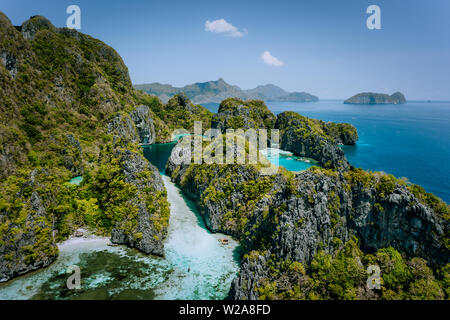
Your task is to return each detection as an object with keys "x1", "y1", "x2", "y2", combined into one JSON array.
[{"x1": 2, "y1": 0, "x2": 450, "y2": 99}]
